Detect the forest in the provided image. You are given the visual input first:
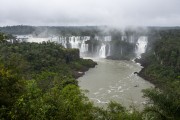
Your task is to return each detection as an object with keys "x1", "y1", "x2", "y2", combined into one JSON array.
[
  {"x1": 0, "y1": 27, "x2": 180, "y2": 120},
  {"x1": 137, "y1": 28, "x2": 180, "y2": 120}
]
